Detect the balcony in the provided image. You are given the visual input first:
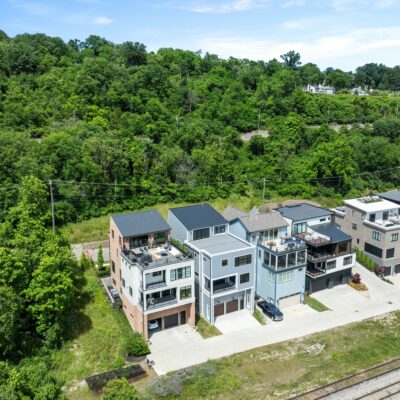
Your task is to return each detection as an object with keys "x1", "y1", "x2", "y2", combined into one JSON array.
[
  {"x1": 212, "y1": 277, "x2": 236, "y2": 294},
  {"x1": 145, "y1": 281, "x2": 167, "y2": 290},
  {"x1": 259, "y1": 237, "x2": 306, "y2": 253},
  {"x1": 143, "y1": 289, "x2": 178, "y2": 311},
  {"x1": 306, "y1": 267, "x2": 326, "y2": 277},
  {"x1": 295, "y1": 232, "x2": 331, "y2": 246},
  {"x1": 307, "y1": 252, "x2": 335, "y2": 262}
]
